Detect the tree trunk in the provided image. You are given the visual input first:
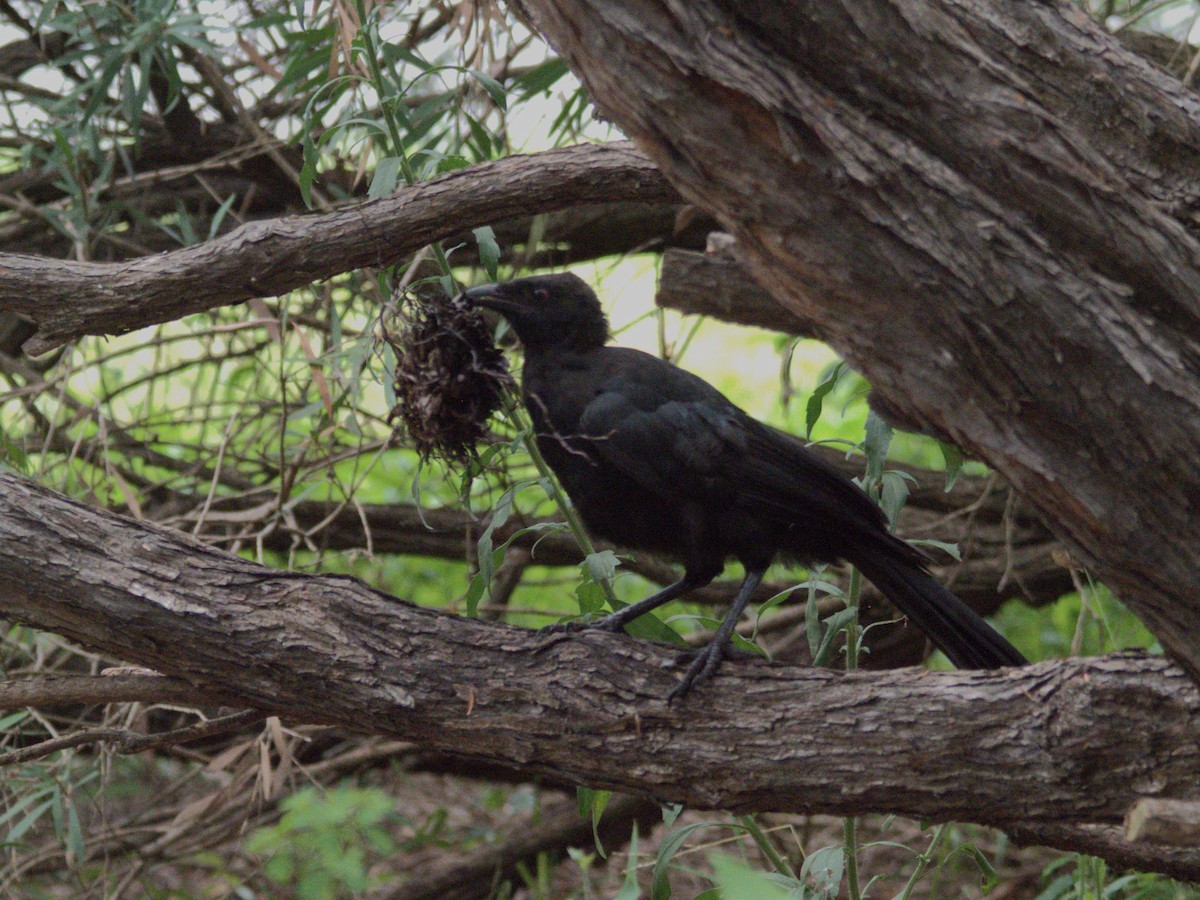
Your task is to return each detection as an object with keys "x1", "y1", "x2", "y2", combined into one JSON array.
[{"x1": 514, "y1": 0, "x2": 1200, "y2": 681}]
